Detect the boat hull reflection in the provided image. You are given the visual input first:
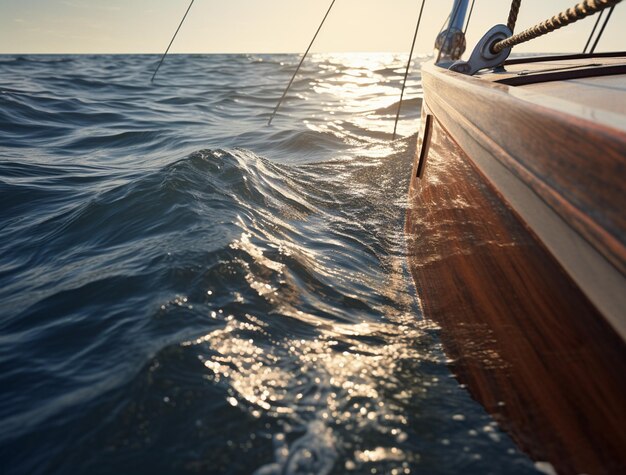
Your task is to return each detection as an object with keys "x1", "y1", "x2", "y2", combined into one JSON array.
[{"x1": 406, "y1": 106, "x2": 626, "y2": 475}]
